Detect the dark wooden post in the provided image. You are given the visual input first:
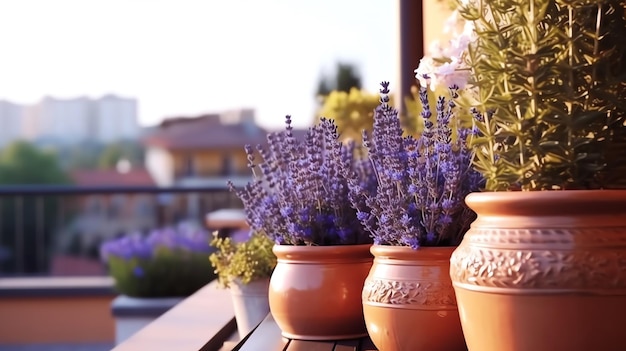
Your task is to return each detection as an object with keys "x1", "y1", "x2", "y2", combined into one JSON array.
[{"x1": 397, "y1": 0, "x2": 424, "y2": 112}]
